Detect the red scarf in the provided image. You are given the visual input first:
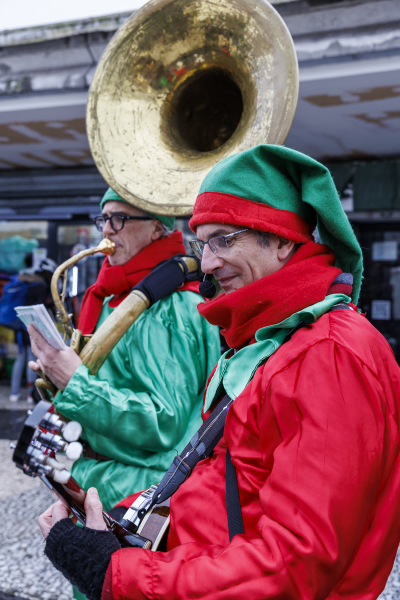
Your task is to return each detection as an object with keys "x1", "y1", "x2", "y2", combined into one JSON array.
[
  {"x1": 79, "y1": 231, "x2": 199, "y2": 334},
  {"x1": 198, "y1": 241, "x2": 341, "y2": 349}
]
